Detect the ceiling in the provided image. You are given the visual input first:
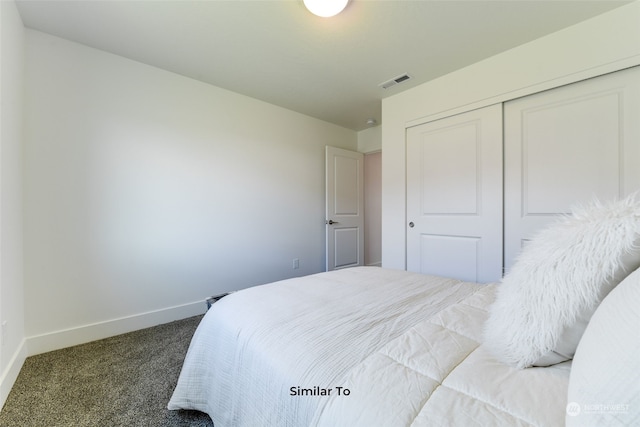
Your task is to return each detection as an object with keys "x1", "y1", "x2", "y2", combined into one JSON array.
[{"x1": 15, "y1": 0, "x2": 630, "y2": 131}]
